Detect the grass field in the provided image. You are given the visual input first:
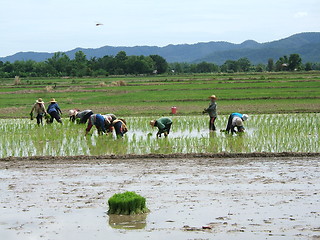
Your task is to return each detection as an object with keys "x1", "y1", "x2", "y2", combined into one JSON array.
[{"x1": 0, "y1": 71, "x2": 319, "y2": 118}]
